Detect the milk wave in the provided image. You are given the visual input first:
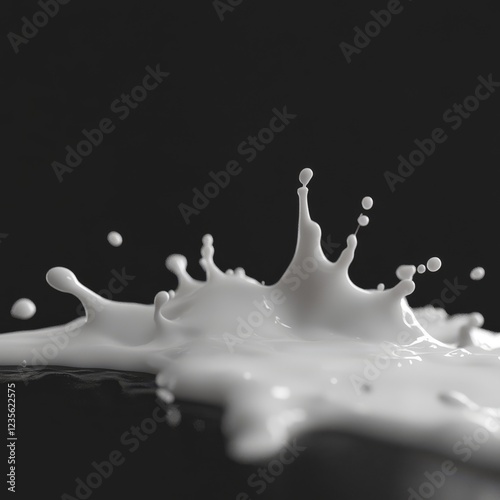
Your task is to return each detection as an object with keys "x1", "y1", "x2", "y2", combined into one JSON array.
[{"x1": 1, "y1": 169, "x2": 499, "y2": 466}]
